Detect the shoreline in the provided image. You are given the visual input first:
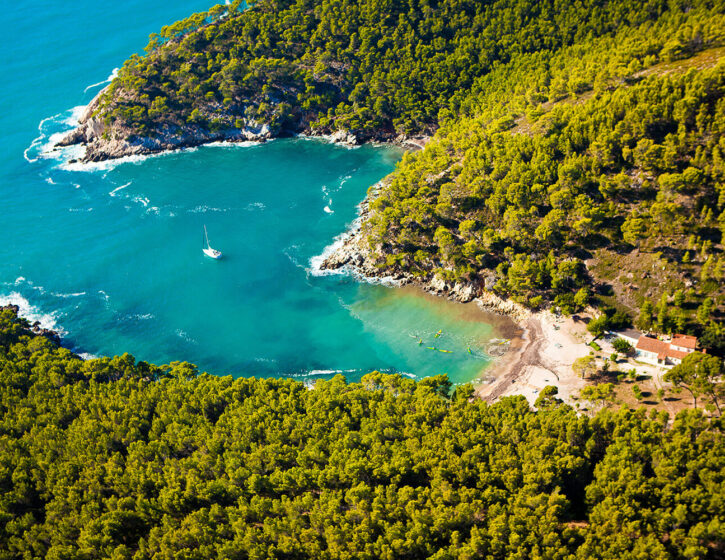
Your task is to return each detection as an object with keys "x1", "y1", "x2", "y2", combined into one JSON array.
[
  {"x1": 54, "y1": 87, "x2": 431, "y2": 163},
  {"x1": 2, "y1": 290, "x2": 589, "y2": 405},
  {"x1": 315, "y1": 190, "x2": 591, "y2": 404},
  {"x1": 47, "y1": 88, "x2": 587, "y2": 402},
  {"x1": 476, "y1": 311, "x2": 589, "y2": 405},
  {"x1": 54, "y1": 123, "x2": 427, "y2": 166}
]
